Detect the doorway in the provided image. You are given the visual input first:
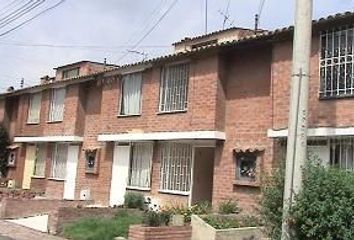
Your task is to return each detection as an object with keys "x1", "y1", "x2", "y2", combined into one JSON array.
[{"x1": 191, "y1": 147, "x2": 215, "y2": 205}]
